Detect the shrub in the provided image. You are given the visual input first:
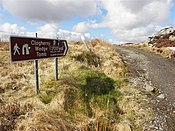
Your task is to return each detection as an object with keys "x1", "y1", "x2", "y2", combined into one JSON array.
[{"x1": 72, "y1": 51, "x2": 101, "y2": 67}]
